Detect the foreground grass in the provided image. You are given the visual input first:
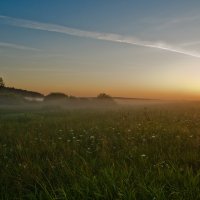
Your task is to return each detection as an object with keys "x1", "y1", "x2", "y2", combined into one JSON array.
[{"x1": 0, "y1": 104, "x2": 200, "y2": 199}]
